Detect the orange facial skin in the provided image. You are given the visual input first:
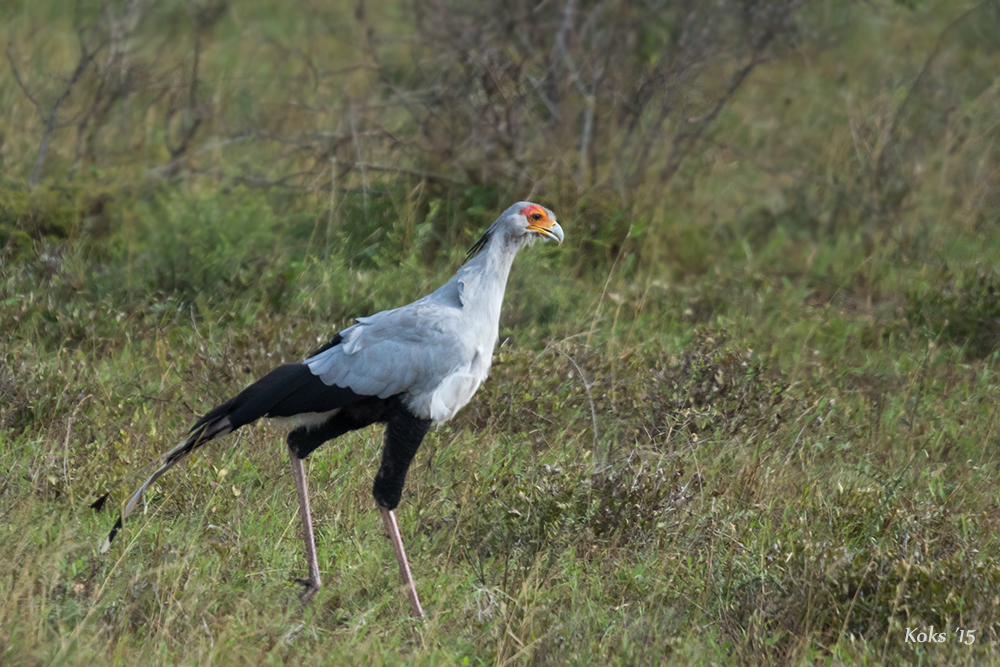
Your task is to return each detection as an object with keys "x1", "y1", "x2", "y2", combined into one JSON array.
[
  {"x1": 520, "y1": 205, "x2": 561, "y2": 243},
  {"x1": 519, "y1": 204, "x2": 547, "y2": 220}
]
